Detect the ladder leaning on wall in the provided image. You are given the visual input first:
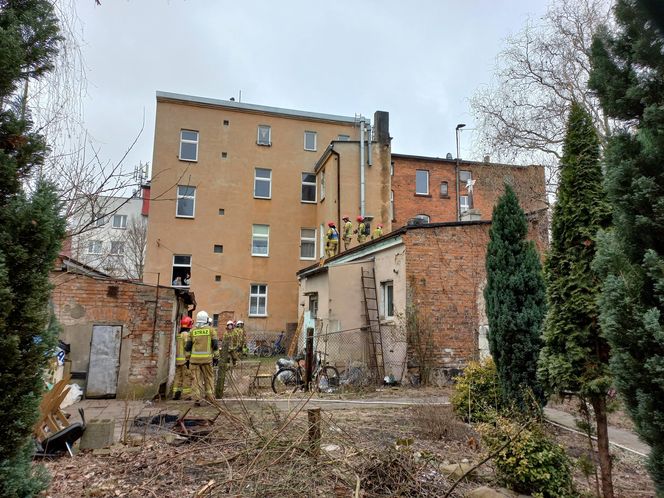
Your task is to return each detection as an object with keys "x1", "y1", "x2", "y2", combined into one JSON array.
[{"x1": 361, "y1": 267, "x2": 385, "y2": 383}]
